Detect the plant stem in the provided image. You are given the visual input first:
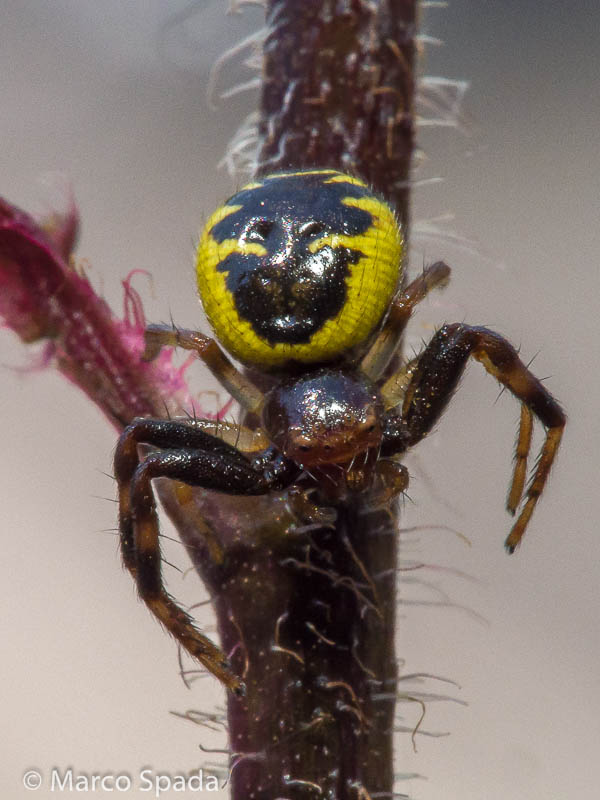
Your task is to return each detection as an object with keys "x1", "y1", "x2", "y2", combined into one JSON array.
[{"x1": 196, "y1": 3, "x2": 417, "y2": 796}]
